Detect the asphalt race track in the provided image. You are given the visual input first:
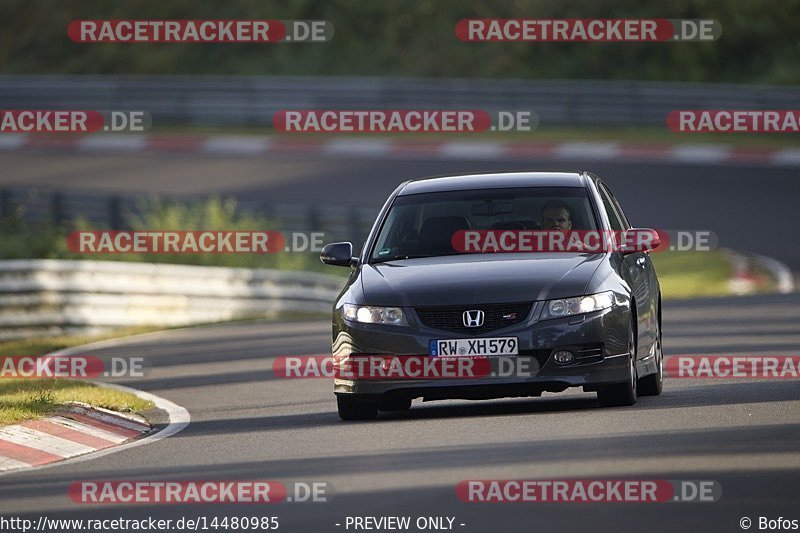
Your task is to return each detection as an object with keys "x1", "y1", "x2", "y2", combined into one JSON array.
[{"x1": 1, "y1": 292, "x2": 799, "y2": 532}]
